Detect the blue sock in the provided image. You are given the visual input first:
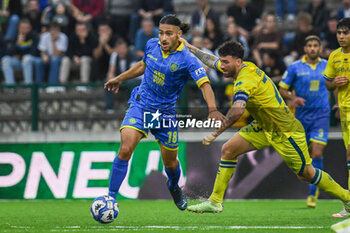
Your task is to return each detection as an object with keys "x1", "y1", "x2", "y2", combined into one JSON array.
[
  {"x1": 108, "y1": 156, "x2": 128, "y2": 199},
  {"x1": 309, "y1": 157, "x2": 324, "y2": 196},
  {"x1": 165, "y1": 164, "x2": 181, "y2": 190}
]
